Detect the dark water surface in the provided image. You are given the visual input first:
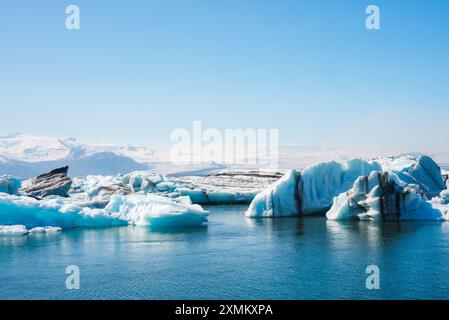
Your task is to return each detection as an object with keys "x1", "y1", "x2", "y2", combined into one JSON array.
[{"x1": 1, "y1": 205, "x2": 449, "y2": 299}]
